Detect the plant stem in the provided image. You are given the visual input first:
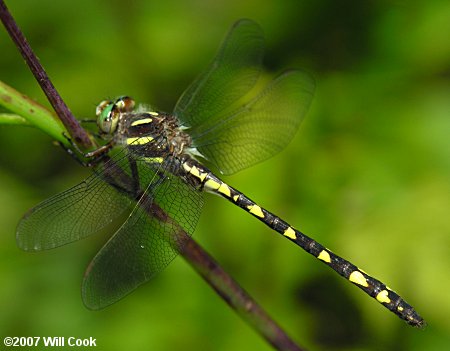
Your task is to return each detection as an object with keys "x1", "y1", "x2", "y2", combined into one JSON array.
[
  {"x1": 0, "y1": 80, "x2": 67, "y2": 142},
  {"x1": 0, "y1": 113, "x2": 29, "y2": 126},
  {"x1": 181, "y1": 237, "x2": 306, "y2": 351}
]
